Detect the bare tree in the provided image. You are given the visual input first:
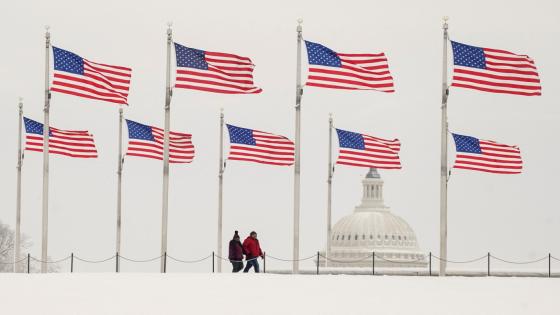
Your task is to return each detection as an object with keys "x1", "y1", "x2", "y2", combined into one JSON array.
[
  {"x1": 0, "y1": 221, "x2": 26, "y2": 272},
  {"x1": 0, "y1": 221, "x2": 59, "y2": 273}
]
